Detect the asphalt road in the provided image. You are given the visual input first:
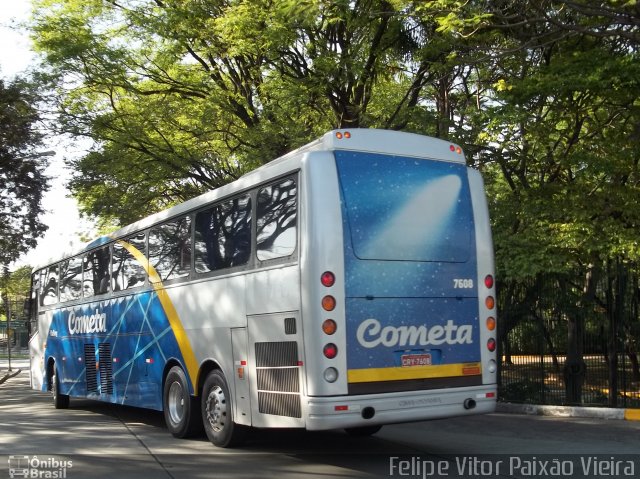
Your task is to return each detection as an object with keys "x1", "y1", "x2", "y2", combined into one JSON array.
[{"x1": 1, "y1": 362, "x2": 639, "y2": 479}]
